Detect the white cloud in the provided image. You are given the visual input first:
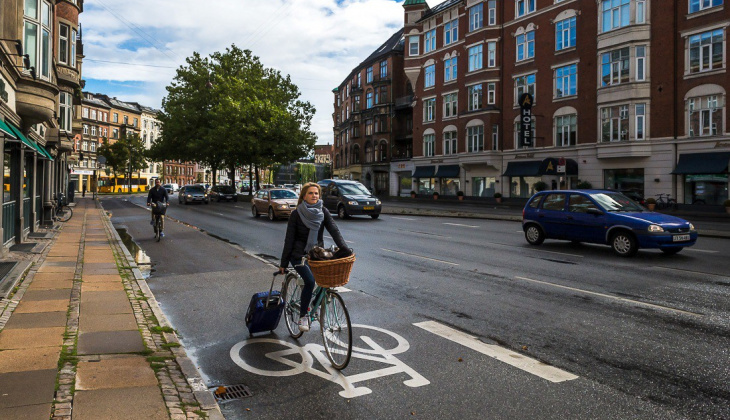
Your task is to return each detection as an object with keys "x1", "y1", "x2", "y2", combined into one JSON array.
[{"x1": 82, "y1": 0, "x2": 405, "y2": 144}]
